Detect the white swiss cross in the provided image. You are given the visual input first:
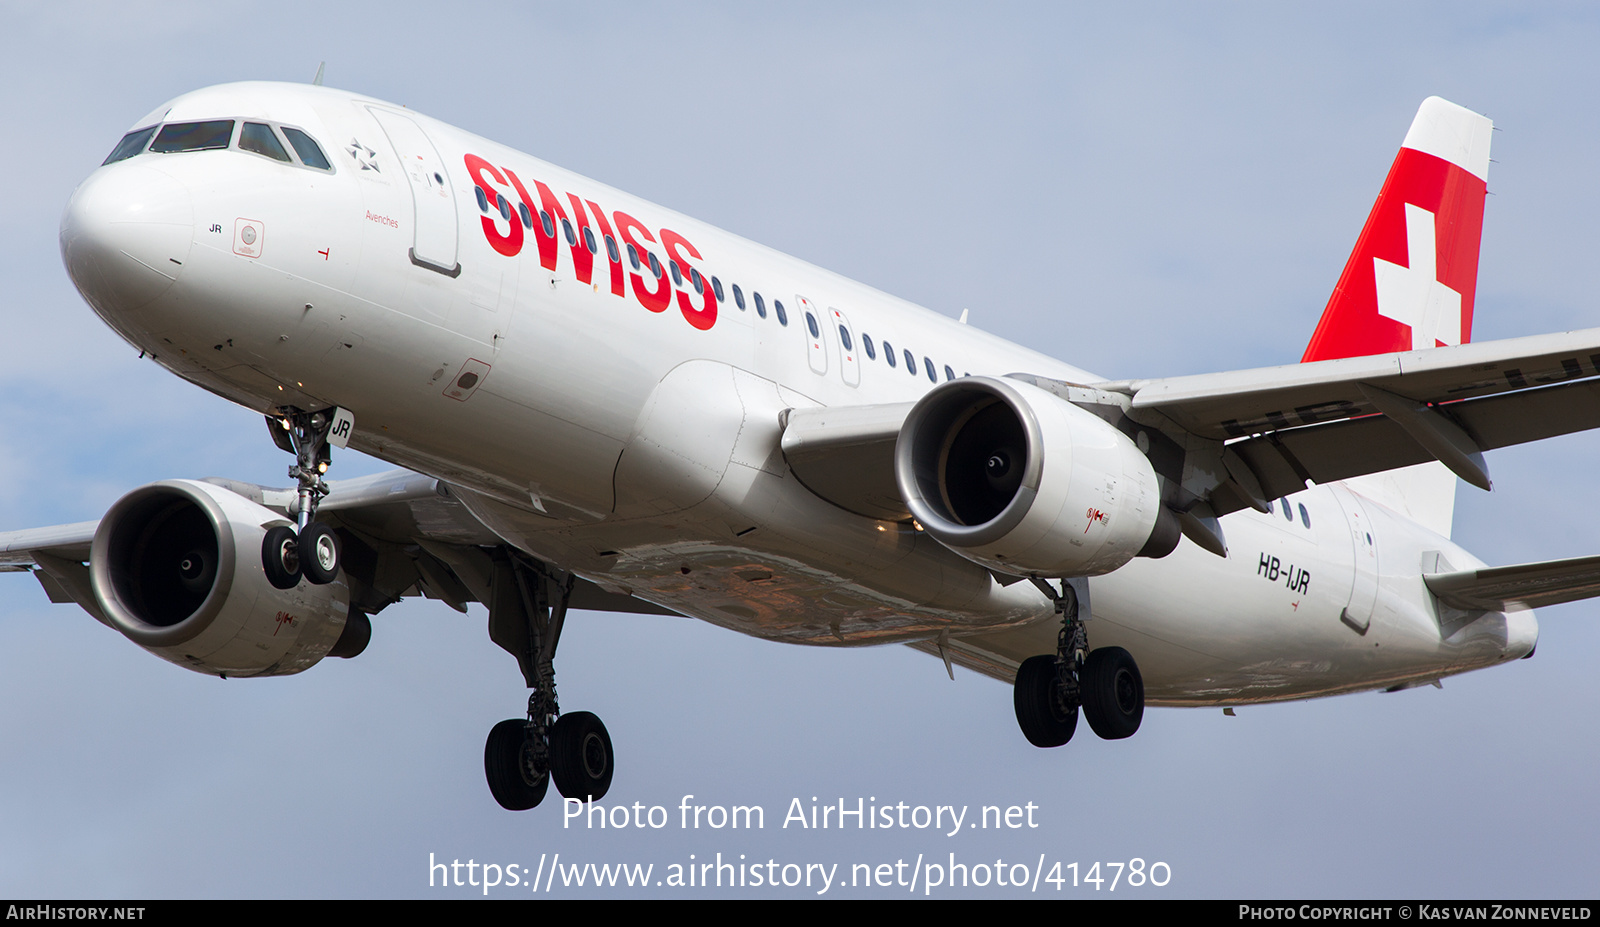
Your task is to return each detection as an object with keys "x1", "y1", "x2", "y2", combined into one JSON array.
[{"x1": 1373, "y1": 202, "x2": 1461, "y2": 350}]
